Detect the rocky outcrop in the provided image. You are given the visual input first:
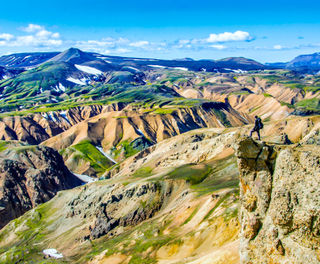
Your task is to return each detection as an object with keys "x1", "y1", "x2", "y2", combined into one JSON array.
[
  {"x1": 235, "y1": 137, "x2": 320, "y2": 263},
  {"x1": 0, "y1": 142, "x2": 82, "y2": 229},
  {"x1": 65, "y1": 180, "x2": 174, "y2": 240}
]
